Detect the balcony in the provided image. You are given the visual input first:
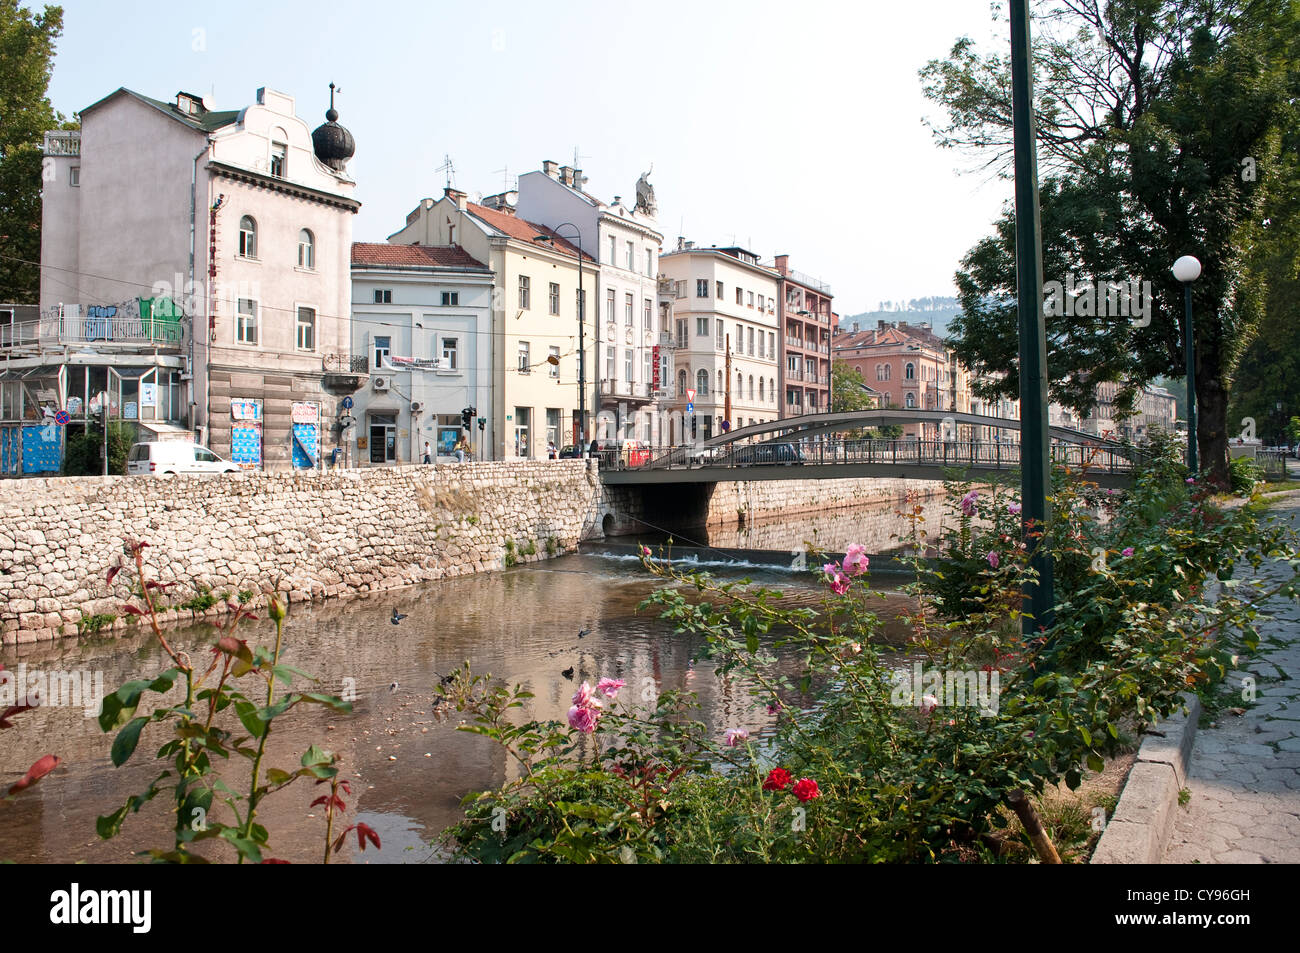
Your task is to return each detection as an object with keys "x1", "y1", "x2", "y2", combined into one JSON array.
[
  {"x1": 598, "y1": 379, "x2": 654, "y2": 403},
  {"x1": 658, "y1": 332, "x2": 678, "y2": 349},
  {"x1": 8, "y1": 312, "x2": 186, "y2": 350},
  {"x1": 43, "y1": 131, "x2": 81, "y2": 156},
  {"x1": 322, "y1": 353, "x2": 369, "y2": 392}
]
